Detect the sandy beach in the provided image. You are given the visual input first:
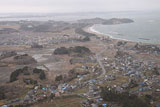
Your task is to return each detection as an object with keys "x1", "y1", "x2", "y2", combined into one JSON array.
[{"x1": 85, "y1": 25, "x2": 160, "y2": 47}]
